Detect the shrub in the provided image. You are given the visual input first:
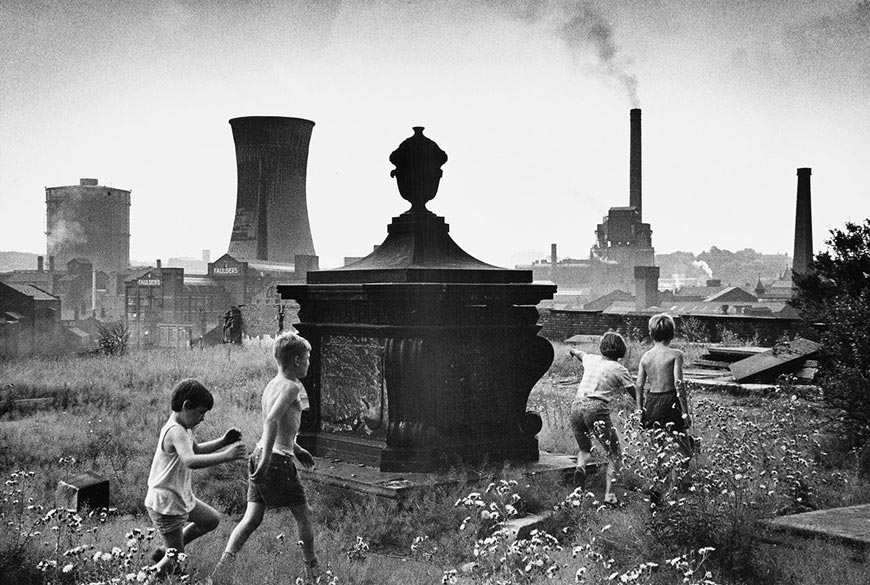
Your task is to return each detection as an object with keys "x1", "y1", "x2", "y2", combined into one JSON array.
[
  {"x1": 792, "y1": 220, "x2": 870, "y2": 461},
  {"x1": 97, "y1": 322, "x2": 130, "y2": 357}
]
